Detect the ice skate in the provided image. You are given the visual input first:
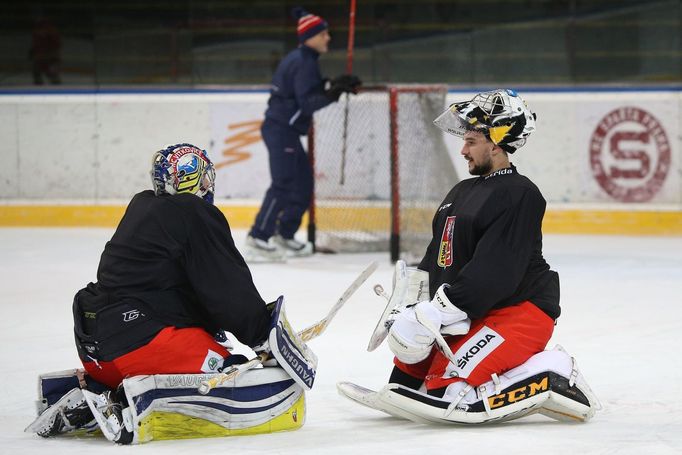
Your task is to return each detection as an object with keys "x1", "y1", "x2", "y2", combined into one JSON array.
[
  {"x1": 243, "y1": 235, "x2": 287, "y2": 263},
  {"x1": 272, "y1": 235, "x2": 313, "y2": 258},
  {"x1": 83, "y1": 389, "x2": 134, "y2": 444},
  {"x1": 25, "y1": 388, "x2": 97, "y2": 437}
]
